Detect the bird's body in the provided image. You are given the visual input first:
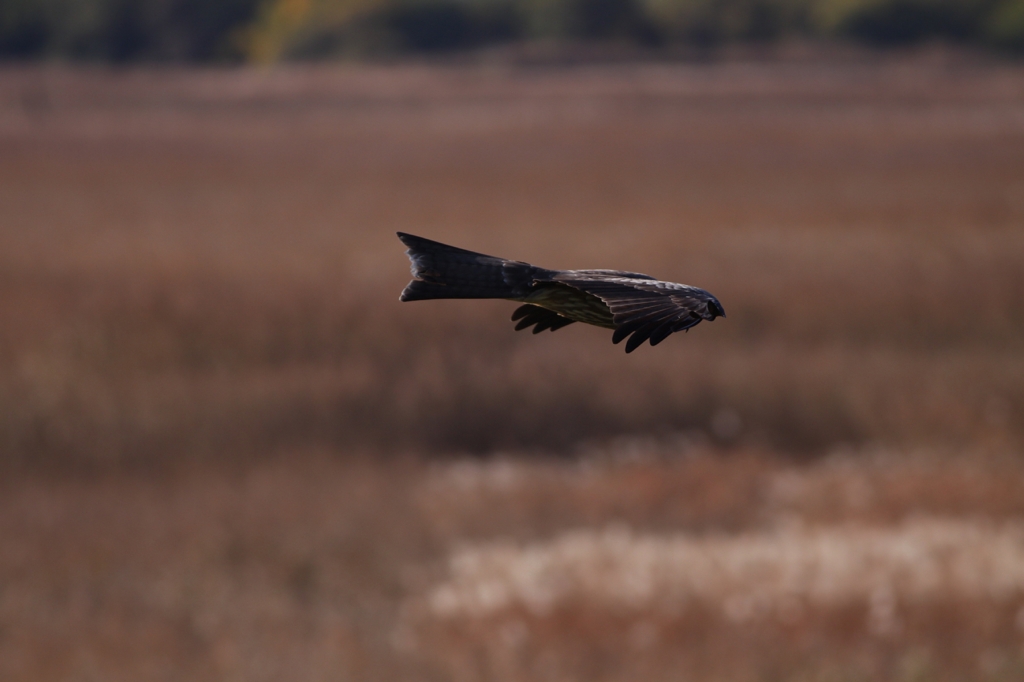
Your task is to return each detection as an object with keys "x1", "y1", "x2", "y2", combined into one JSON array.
[{"x1": 398, "y1": 233, "x2": 725, "y2": 353}]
